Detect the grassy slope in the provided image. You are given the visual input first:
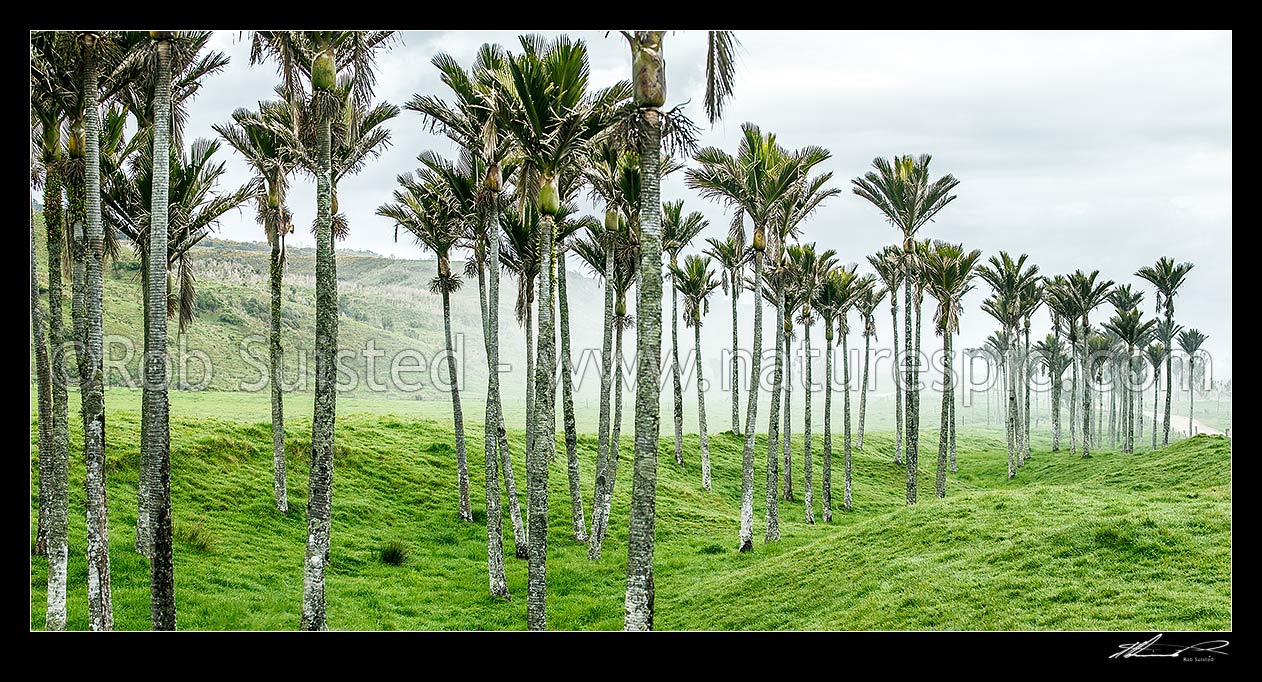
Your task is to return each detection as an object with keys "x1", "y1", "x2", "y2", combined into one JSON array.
[{"x1": 28, "y1": 391, "x2": 1230, "y2": 630}]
